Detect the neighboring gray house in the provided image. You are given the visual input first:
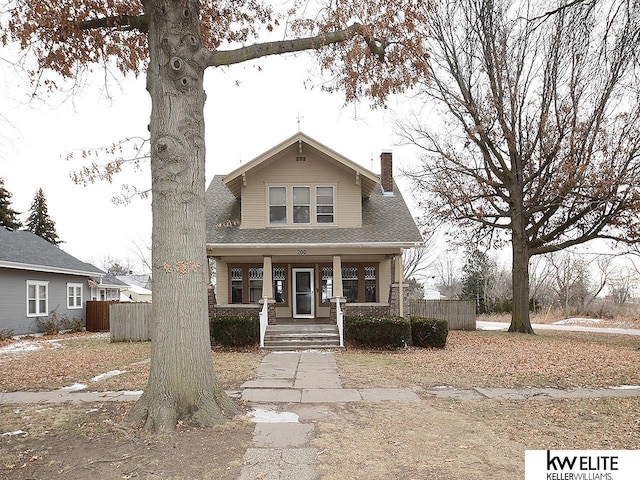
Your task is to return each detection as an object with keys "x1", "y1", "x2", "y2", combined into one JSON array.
[{"x1": 0, "y1": 227, "x2": 104, "y2": 335}]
